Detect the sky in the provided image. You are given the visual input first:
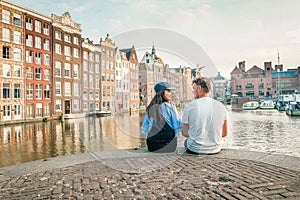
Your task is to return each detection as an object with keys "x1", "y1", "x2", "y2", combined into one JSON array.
[{"x1": 9, "y1": 0, "x2": 300, "y2": 78}]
